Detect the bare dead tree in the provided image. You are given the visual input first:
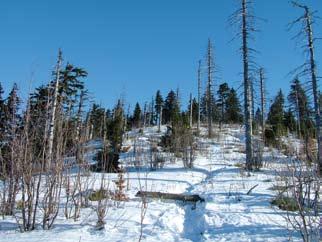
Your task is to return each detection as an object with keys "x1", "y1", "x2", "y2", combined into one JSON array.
[
  {"x1": 230, "y1": 0, "x2": 259, "y2": 170},
  {"x1": 189, "y1": 93, "x2": 193, "y2": 128},
  {"x1": 294, "y1": 83, "x2": 302, "y2": 139},
  {"x1": 197, "y1": 60, "x2": 202, "y2": 134},
  {"x1": 259, "y1": 68, "x2": 266, "y2": 142},
  {"x1": 242, "y1": 0, "x2": 253, "y2": 170},
  {"x1": 143, "y1": 102, "x2": 147, "y2": 129},
  {"x1": 47, "y1": 49, "x2": 63, "y2": 170},
  {"x1": 206, "y1": 39, "x2": 215, "y2": 138},
  {"x1": 290, "y1": 1, "x2": 322, "y2": 174},
  {"x1": 150, "y1": 96, "x2": 154, "y2": 126},
  {"x1": 250, "y1": 76, "x2": 255, "y2": 121},
  {"x1": 157, "y1": 105, "x2": 163, "y2": 133}
]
